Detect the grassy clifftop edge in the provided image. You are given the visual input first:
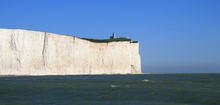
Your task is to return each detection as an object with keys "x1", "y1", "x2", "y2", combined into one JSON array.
[{"x1": 81, "y1": 38, "x2": 138, "y2": 43}]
